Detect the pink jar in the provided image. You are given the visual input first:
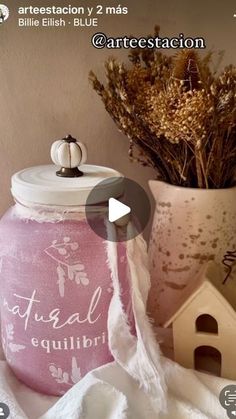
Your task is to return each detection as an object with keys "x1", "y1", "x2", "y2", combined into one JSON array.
[{"x1": 0, "y1": 136, "x2": 132, "y2": 395}]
